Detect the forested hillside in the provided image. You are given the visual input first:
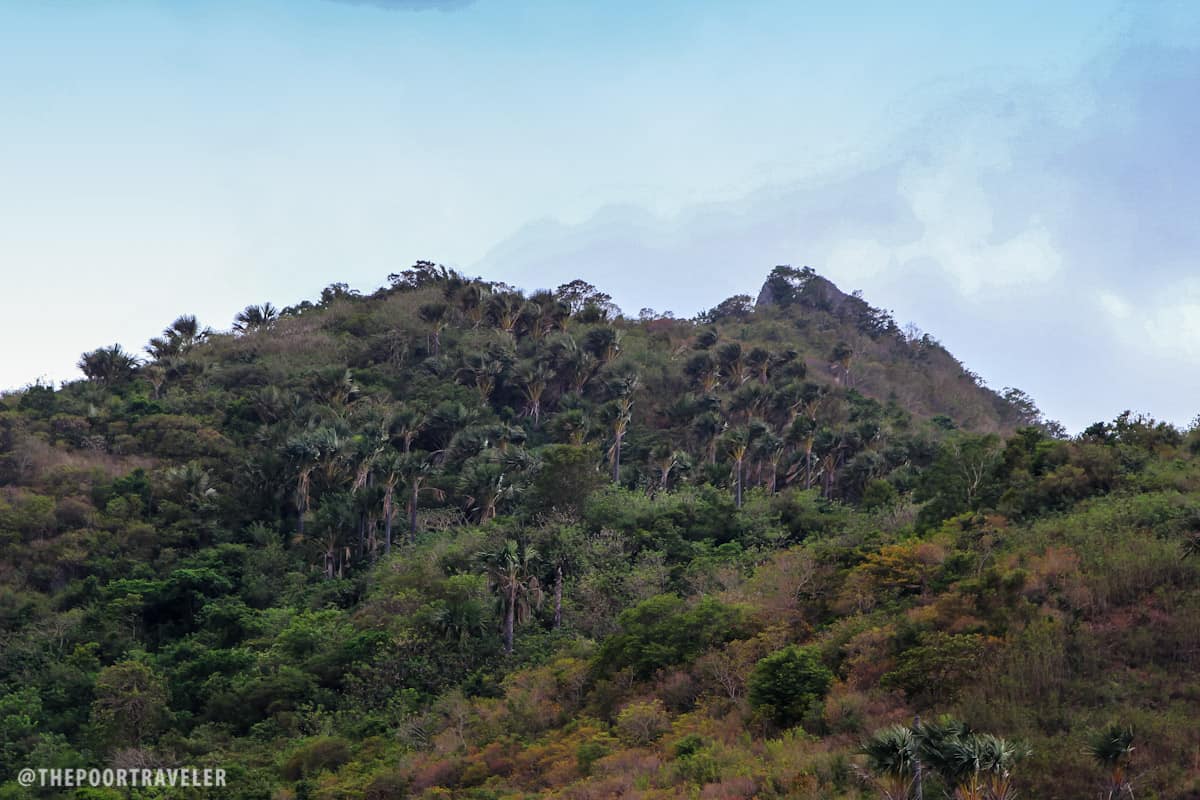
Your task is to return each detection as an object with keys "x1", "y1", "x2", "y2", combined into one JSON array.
[{"x1": 2, "y1": 264, "x2": 1198, "y2": 799}]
